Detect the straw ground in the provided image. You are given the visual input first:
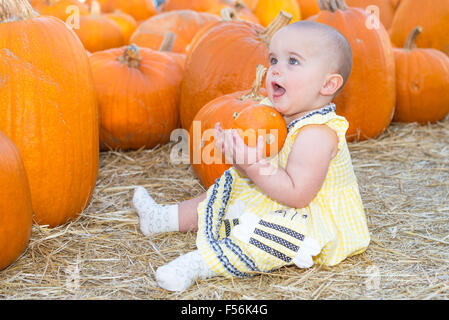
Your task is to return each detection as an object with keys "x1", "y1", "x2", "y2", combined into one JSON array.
[{"x1": 1, "y1": 116, "x2": 448, "y2": 299}]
